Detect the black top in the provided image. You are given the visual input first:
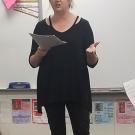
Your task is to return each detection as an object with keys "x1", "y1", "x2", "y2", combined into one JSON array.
[{"x1": 29, "y1": 17, "x2": 96, "y2": 113}]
